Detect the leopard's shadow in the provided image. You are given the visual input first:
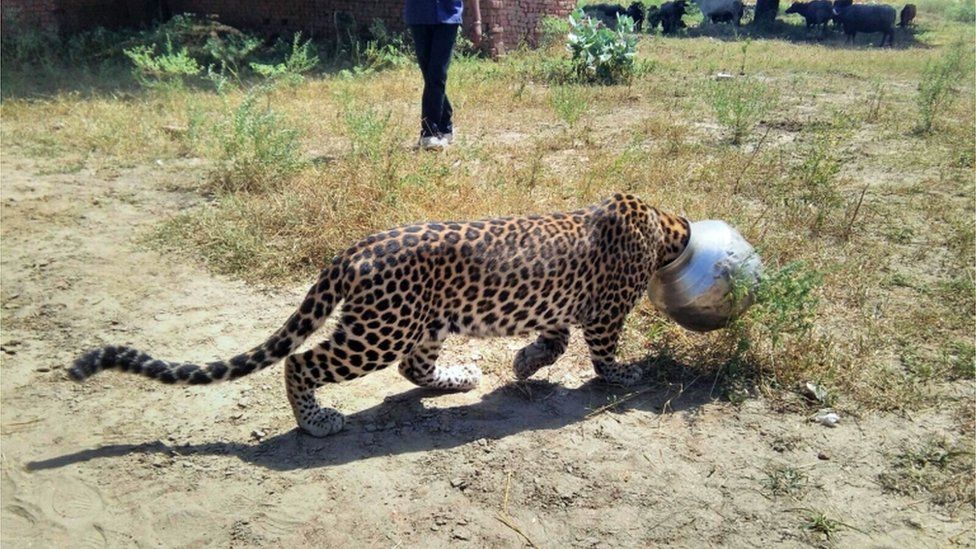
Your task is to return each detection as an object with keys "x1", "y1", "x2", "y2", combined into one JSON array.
[{"x1": 27, "y1": 359, "x2": 716, "y2": 472}]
